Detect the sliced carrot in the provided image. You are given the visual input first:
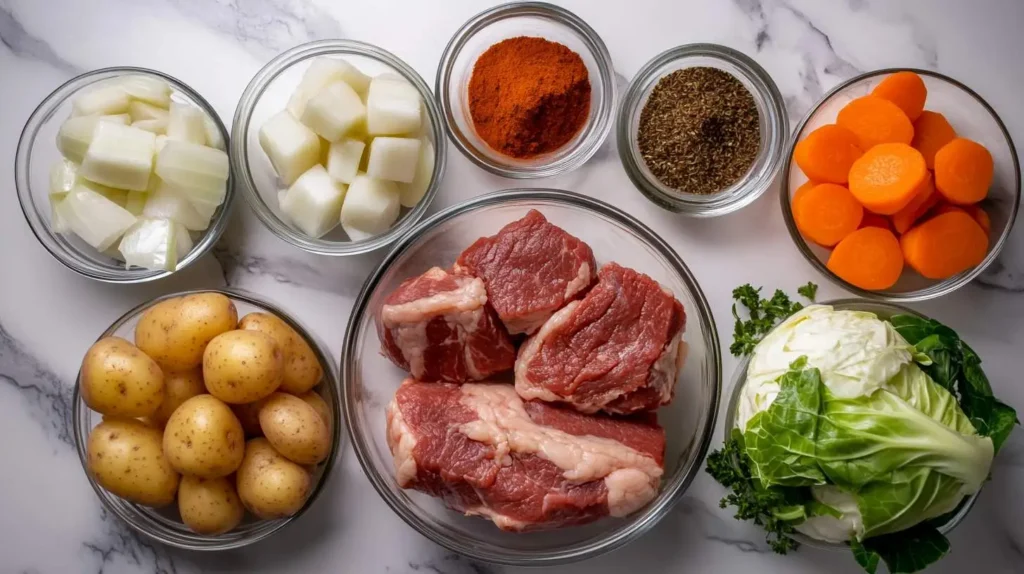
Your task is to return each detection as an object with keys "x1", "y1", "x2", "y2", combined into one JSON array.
[
  {"x1": 794, "y1": 125, "x2": 864, "y2": 184},
  {"x1": 900, "y1": 210, "x2": 989, "y2": 279},
  {"x1": 848, "y1": 143, "x2": 928, "y2": 215},
  {"x1": 794, "y1": 183, "x2": 864, "y2": 247},
  {"x1": 860, "y1": 212, "x2": 893, "y2": 231},
  {"x1": 912, "y1": 111, "x2": 956, "y2": 169},
  {"x1": 891, "y1": 173, "x2": 938, "y2": 233},
  {"x1": 933, "y1": 138, "x2": 994, "y2": 204},
  {"x1": 961, "y1": 204, "x2": 992, "y2": 235},
  {"x1": 791, "y1": 180, "x2": 818, "y2": 221},
  {"x1": 836, "y1": 96, "x2": 915, "y2": 149},
  {"x1": 828, "y1": 227, "x2": 904, "y2": 290},
  {"x1": 871, "y1": 71, "x2": 927, "y2": 122}
]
